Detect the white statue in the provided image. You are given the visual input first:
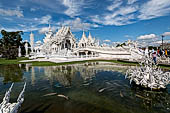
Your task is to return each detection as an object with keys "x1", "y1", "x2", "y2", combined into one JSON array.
[
  {"x1": 0, "y1": 83, "x2": 26, "y2": 113},
  {"x1": 25, "y1": 41, "x2": 29, "y2": 57},
  {"x1": 18, "y1": 46, "x2": 21, "y2": 57},
  {"x1": 145, "y1": 47, "x2": 149, "y2": 57},
  {"x1": 126, "y1": 56, "x2": 170, "y2": 90},
  {"x1": 30, "y1": 32, "x2": 34, "y2": 53}
]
